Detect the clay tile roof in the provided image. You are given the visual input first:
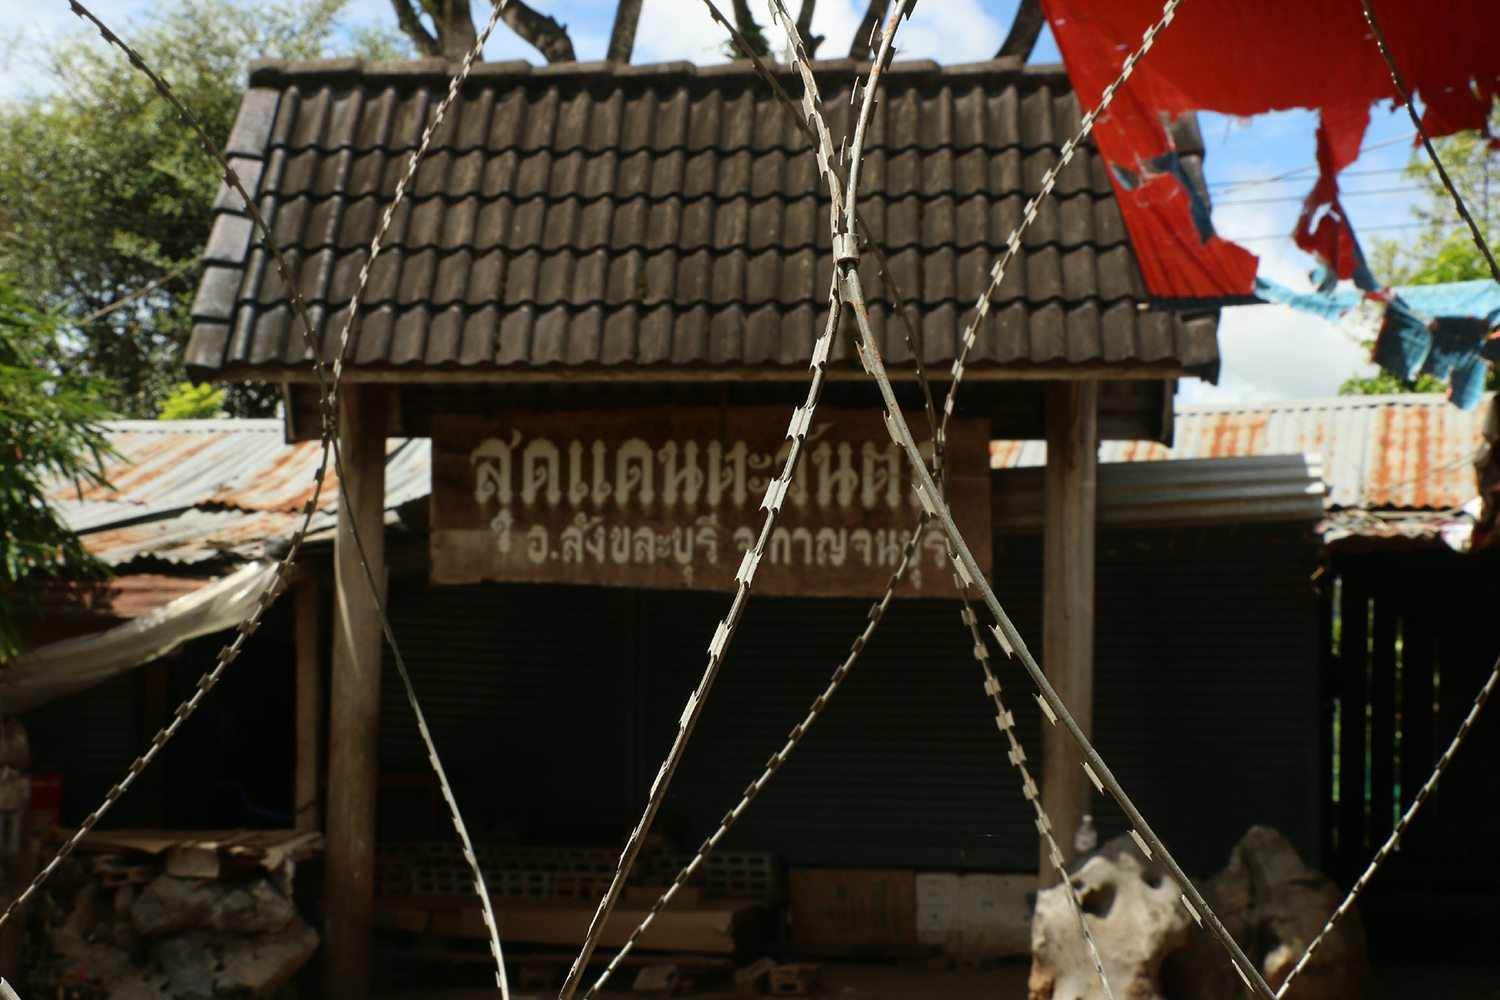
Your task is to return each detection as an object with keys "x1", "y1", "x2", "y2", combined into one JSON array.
[{"x1": 186, "y1": 57, "x2": 1220, "y2": 381}]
